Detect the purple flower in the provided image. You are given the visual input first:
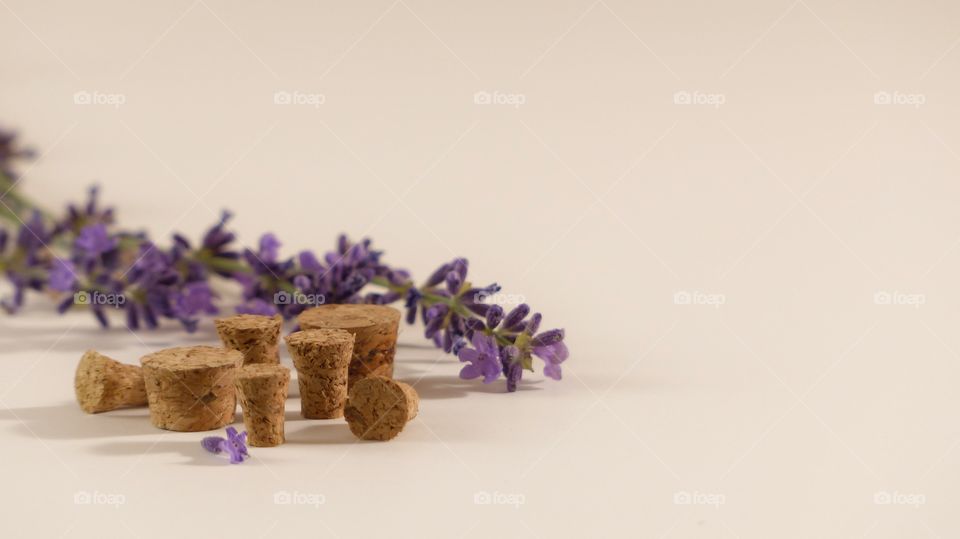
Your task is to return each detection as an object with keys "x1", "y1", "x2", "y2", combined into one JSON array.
[
  {"x1": 201, "y1": 426, "x2": 249, "y2": 464},
  {"x1": 531, "y1": 327, "x2": 567, "y2": 380},
  {"x1": 75, "y1": 223, "x2": 117, "y2": 258},
  {"x1": 458, "y1": 333, "x2": 502, "y2": 384},
  {"x1": 173, "y1": 281, "x2": 218, "y2": 318},
  {"x1": 502, "y1": 345, "x2": 523, "y2": 392},
  {"x1": 56, "y1": 186, "x2": 114, "y2": 235},
  {"x1": 534, "y1": 339, "x2": 568, "y2": 380},
  {"x1": 0, "y1": 128, "x2": 34, "y2": 186},
  {"x1": 48, "y1": 259, "x2": 77, "y2": 292},
  {"x1": 259, "y1": 233, "x2": 281, "y2": 263},
  {"x1": 1, "y1": 211, "x2": 51, "y2": 312}
]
